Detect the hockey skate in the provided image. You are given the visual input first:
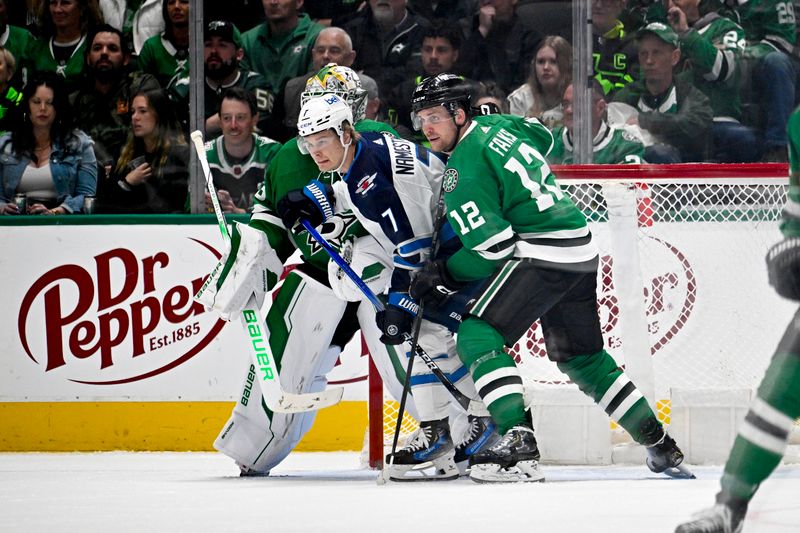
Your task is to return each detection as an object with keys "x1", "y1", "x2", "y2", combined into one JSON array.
[
  {"x1": 674, "y1": 503, "x2": 746, "y2": 533},
  {"x1": 453, "y1": 415, "x2": 499, "y2": 475},
  {"x1": 468, "y1": 425, "x2": 545, "y2": 483},
  {"x1": 384, "y1": 418, "x2": 459, "y2": 482},
  {"x1": 646, "y1": 433, "x2": 695, "y2": 479}
]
